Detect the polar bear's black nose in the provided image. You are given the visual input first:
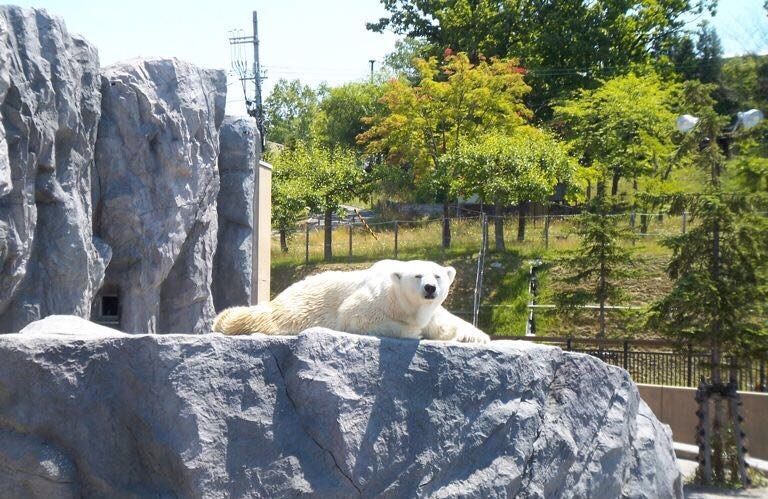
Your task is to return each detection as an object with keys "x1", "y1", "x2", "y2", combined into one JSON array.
[{"x1": 424, "y1": 284, "x2": 436, "y2": 294}]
